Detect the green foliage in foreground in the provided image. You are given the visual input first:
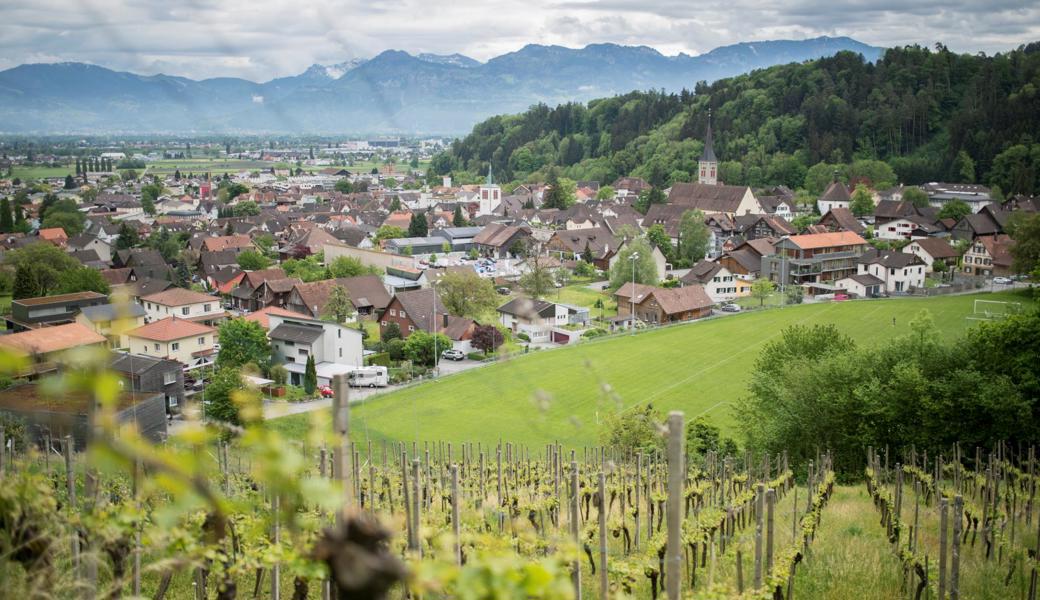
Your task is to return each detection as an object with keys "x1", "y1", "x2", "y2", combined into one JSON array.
[
  {"x1": 738, "y1": 309, "x2": 1040, "y2": 476},
  {"x1": 269, "y1": 292, "x2": 1034, "y2": 448}
]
